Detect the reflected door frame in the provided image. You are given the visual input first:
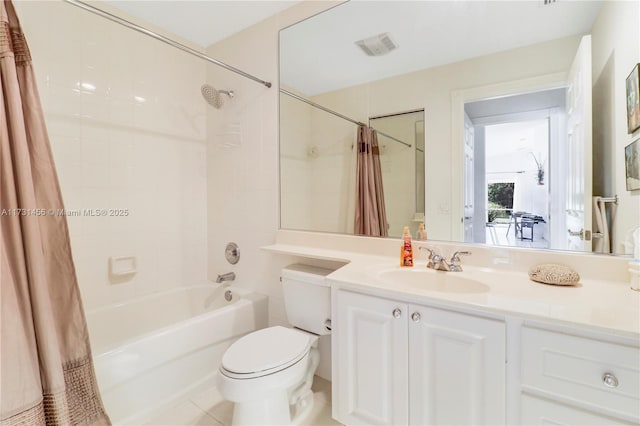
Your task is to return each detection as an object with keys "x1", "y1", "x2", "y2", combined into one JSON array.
[
  {"x1": 463, "y1": 112, "x2": 475, "y2": 242},
  {"x1": 451, "y1": 73, "x2": 567, "y2": 242},
  {"x1": 471, "y1": 109, "x2": 558, "y2": 248}
]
